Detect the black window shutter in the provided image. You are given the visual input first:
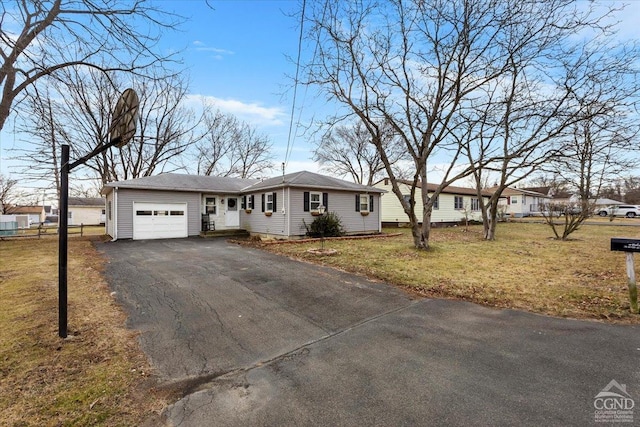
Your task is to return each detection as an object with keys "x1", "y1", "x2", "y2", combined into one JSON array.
[
  {"x1": 355, "y1": 194, "x2": 360, "y2": 212},
  {"x1": 303, "y1": 191, "x2": 310, "y2": 212},
  {"x1": 261, "y1": 194, "x2": 265, "y2": 212},
  {"x1": 272, "y1": 192, "x2": 277, "y2": 212},
  {"x1": 250, "y1": 195, "x2": 254, "y2": 209},
  {"x1": 241, "y1": 195, "x2": 246, "y2": 209},
  {"x1": 370, "y1": 195, "x2": 374, "y2": 212},
  {"x1": 323, "y1": 192, "x2": 328, "y2": 210}
]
